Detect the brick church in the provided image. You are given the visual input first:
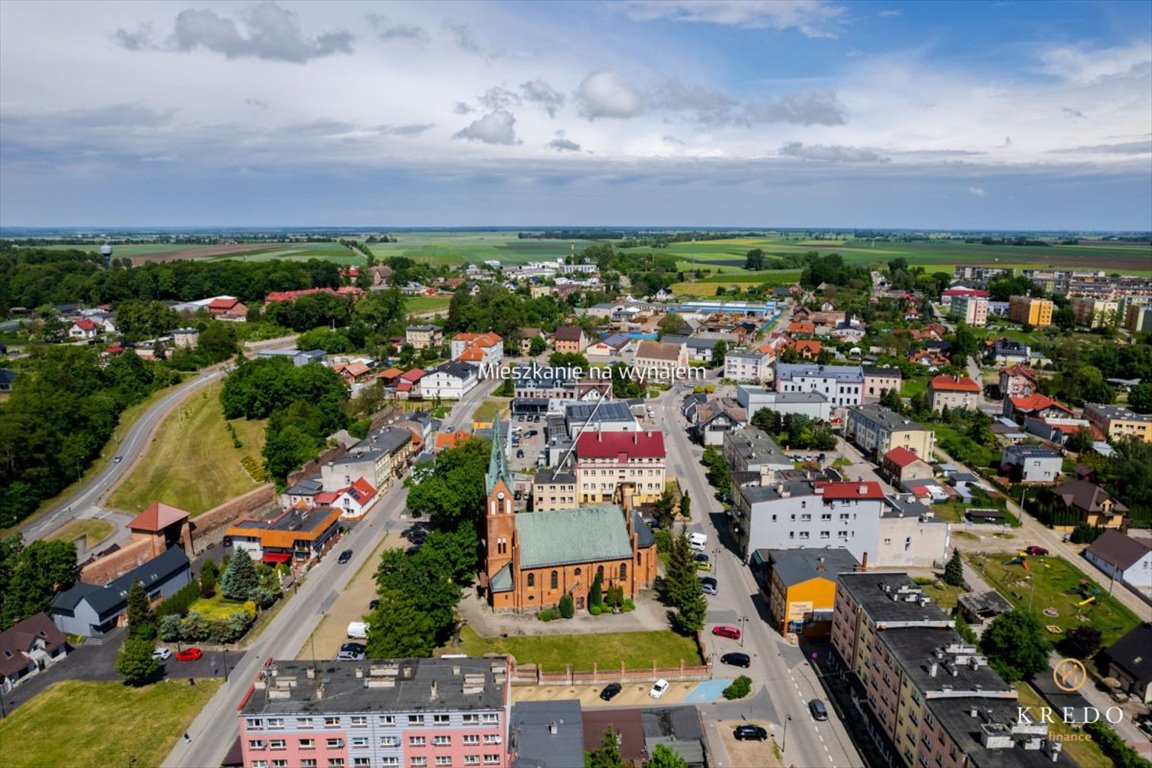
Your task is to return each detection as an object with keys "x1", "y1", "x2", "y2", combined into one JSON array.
[{"x1": 482, "y1": 418, "x2": 658, "y2": 612}]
